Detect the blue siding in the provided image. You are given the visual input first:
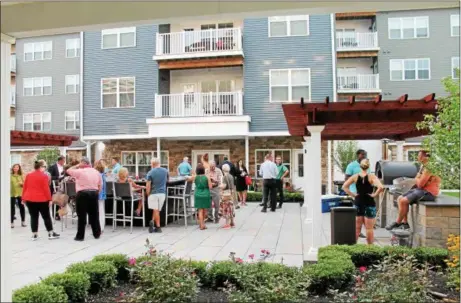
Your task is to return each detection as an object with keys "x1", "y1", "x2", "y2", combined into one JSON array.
[
  {"x1": 243, "y1": 15, "x2": 334, "y2": 132},
  {"x1": 83, "y1": 25, "x2": 158, "y2": 136}
]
